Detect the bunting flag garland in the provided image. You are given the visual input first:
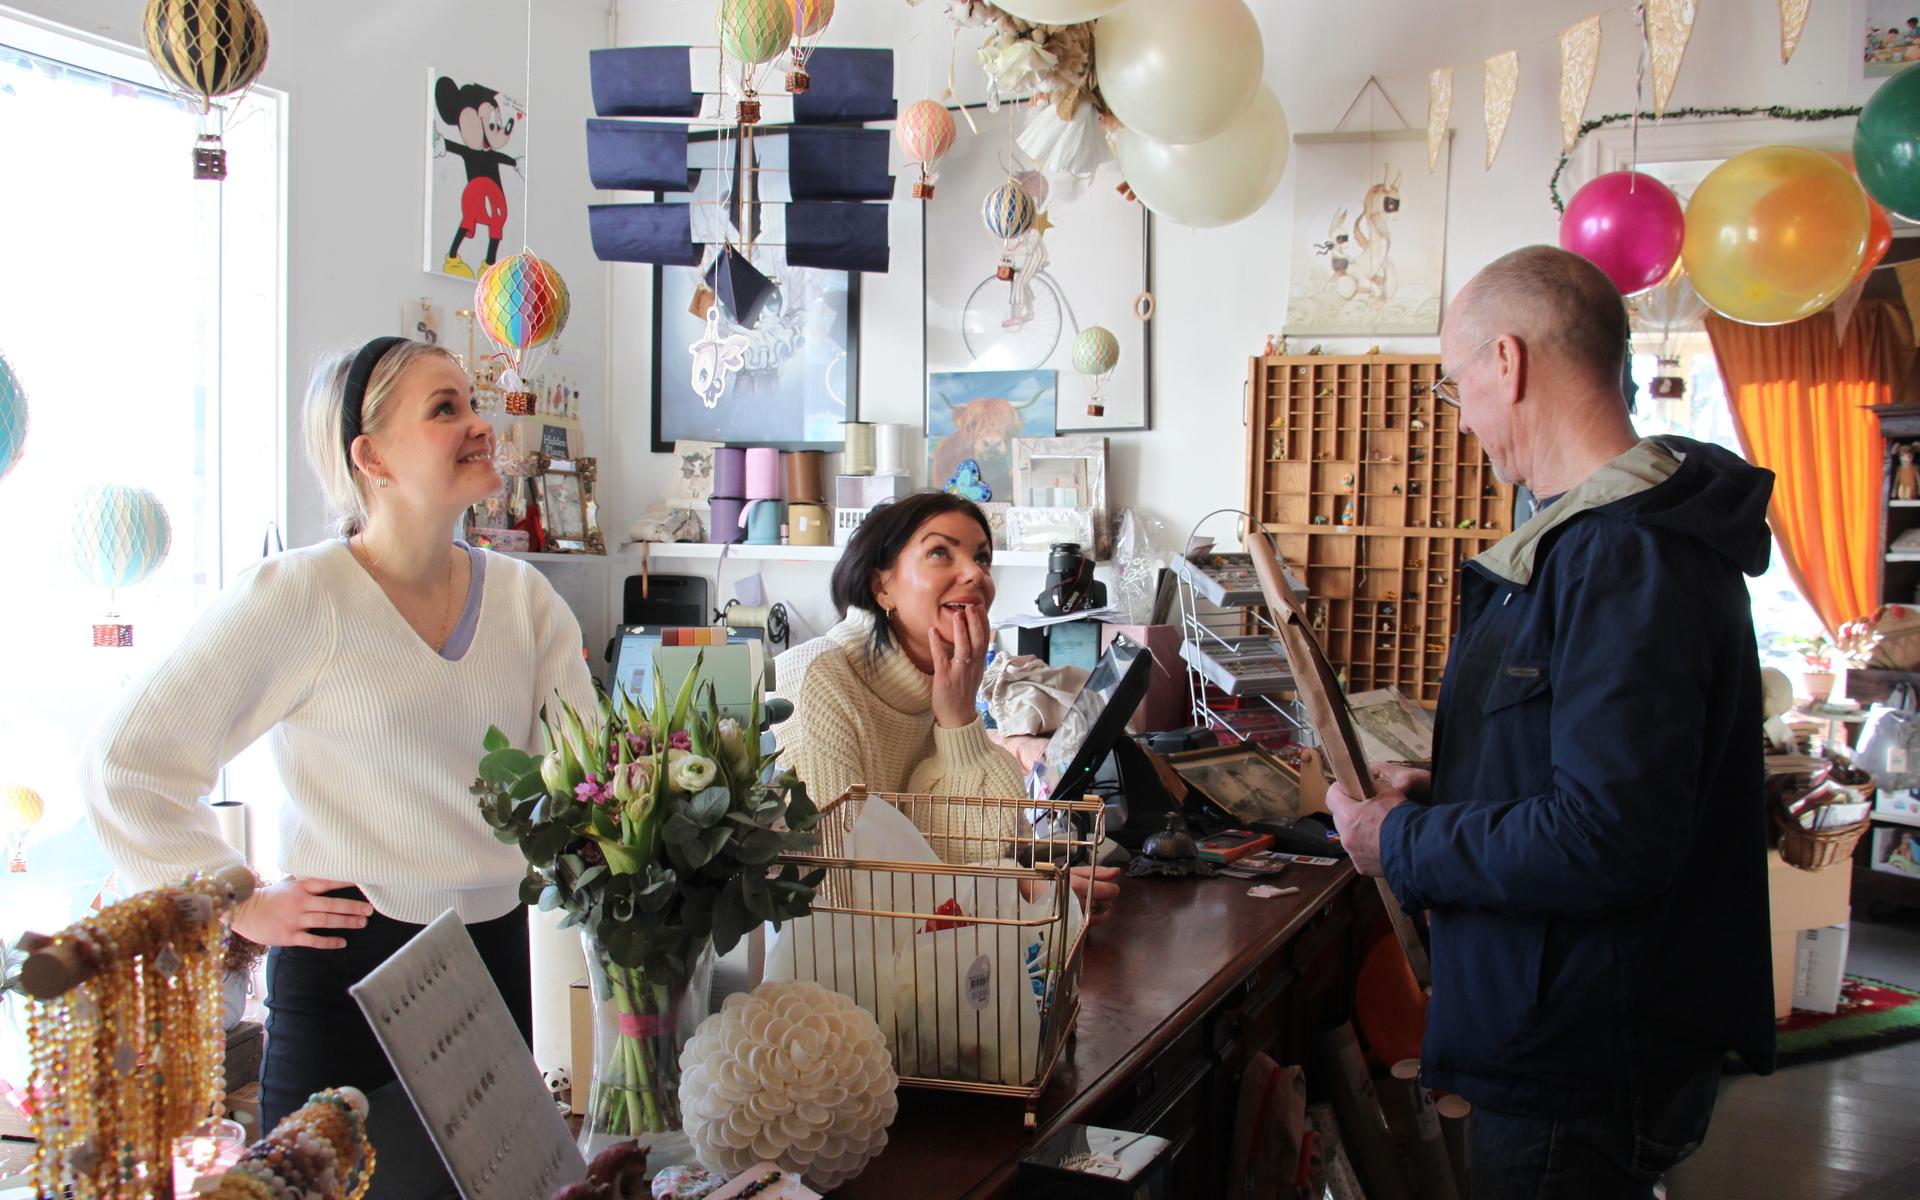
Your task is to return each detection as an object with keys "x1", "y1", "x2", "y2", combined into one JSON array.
[
  {"x1": 1646, "y1": 0, "x2": 1697, "y2": 117},
  {"x1": 1832, "y1": 277, "x2": 1867, "y2": 345},
  {"x1": 1428, "y1": 67, "x2": 1453, "y2": 172},
  {"x1": 1779, "y1": 0, "x2": 1810, "y2": 64},
  {"x1": 1898, "y1": 260, "x2": 1920, "y2": 348},
  {"x1": 1559, "y1": 16, "x2": 1602, "y2": 152},
  {"x1": 1484, "y1": 51, "x2": 1519, "y2": 170}
]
